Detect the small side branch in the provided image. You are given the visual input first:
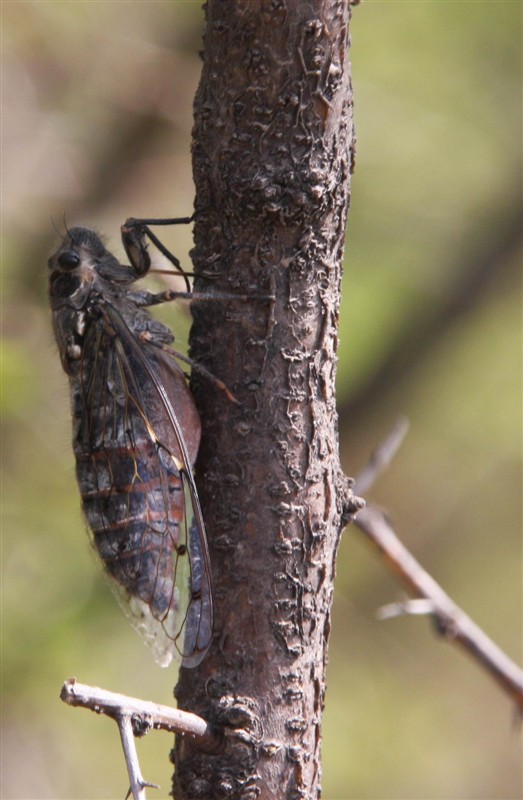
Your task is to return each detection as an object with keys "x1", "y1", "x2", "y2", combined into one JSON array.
[
  {"x1": 117, "y1": 714, "x2": 159, "y2": 800},
  {"x1": 348, "y1": 418, "x2": 523, "y2": 709},
  {"x1": 353, "y1": 415, "x2": 409, "y2": 496},
  {"x1": 60, "y1": 678, "x2": 217, "y2": 743},
  {"x1": 351, "y1": 421, "x2": 523, "y2": 710},
  {"x1": 355, "y1": 506, "x2": 523, "y2": 708},
  {"x1": 60, "y1": 679, "x2": 219, "y2": 800}
]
